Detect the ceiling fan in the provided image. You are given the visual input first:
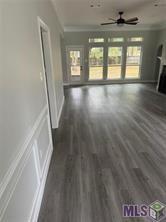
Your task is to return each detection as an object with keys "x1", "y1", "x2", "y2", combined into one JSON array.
[
  {"x1": 154, "y1": 0, "x2": 166, "y2": 7},
  {"x1": 101, "y1": 11, "x2": 139, "y2": 26}
]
